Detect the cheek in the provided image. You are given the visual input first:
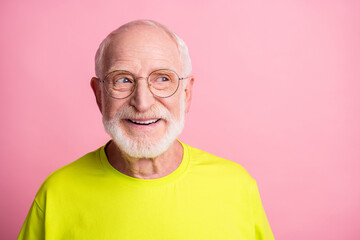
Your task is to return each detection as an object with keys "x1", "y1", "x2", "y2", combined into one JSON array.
[
  {"x1": 101, "y1": 97, "x2": 126, "y2": 120},
  {"x1": 165, "y1": 96, "x2": 185, "y2": 121}
]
